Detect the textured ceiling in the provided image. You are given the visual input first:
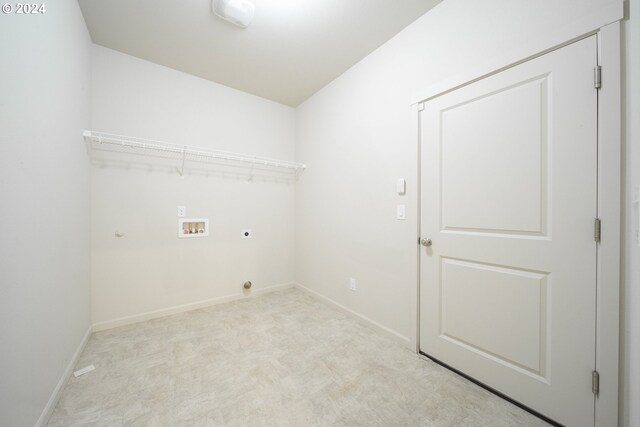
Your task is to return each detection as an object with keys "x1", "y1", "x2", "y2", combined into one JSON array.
[{"x1": 78, "y1": 0, "x2": 442, "y2": 106}]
